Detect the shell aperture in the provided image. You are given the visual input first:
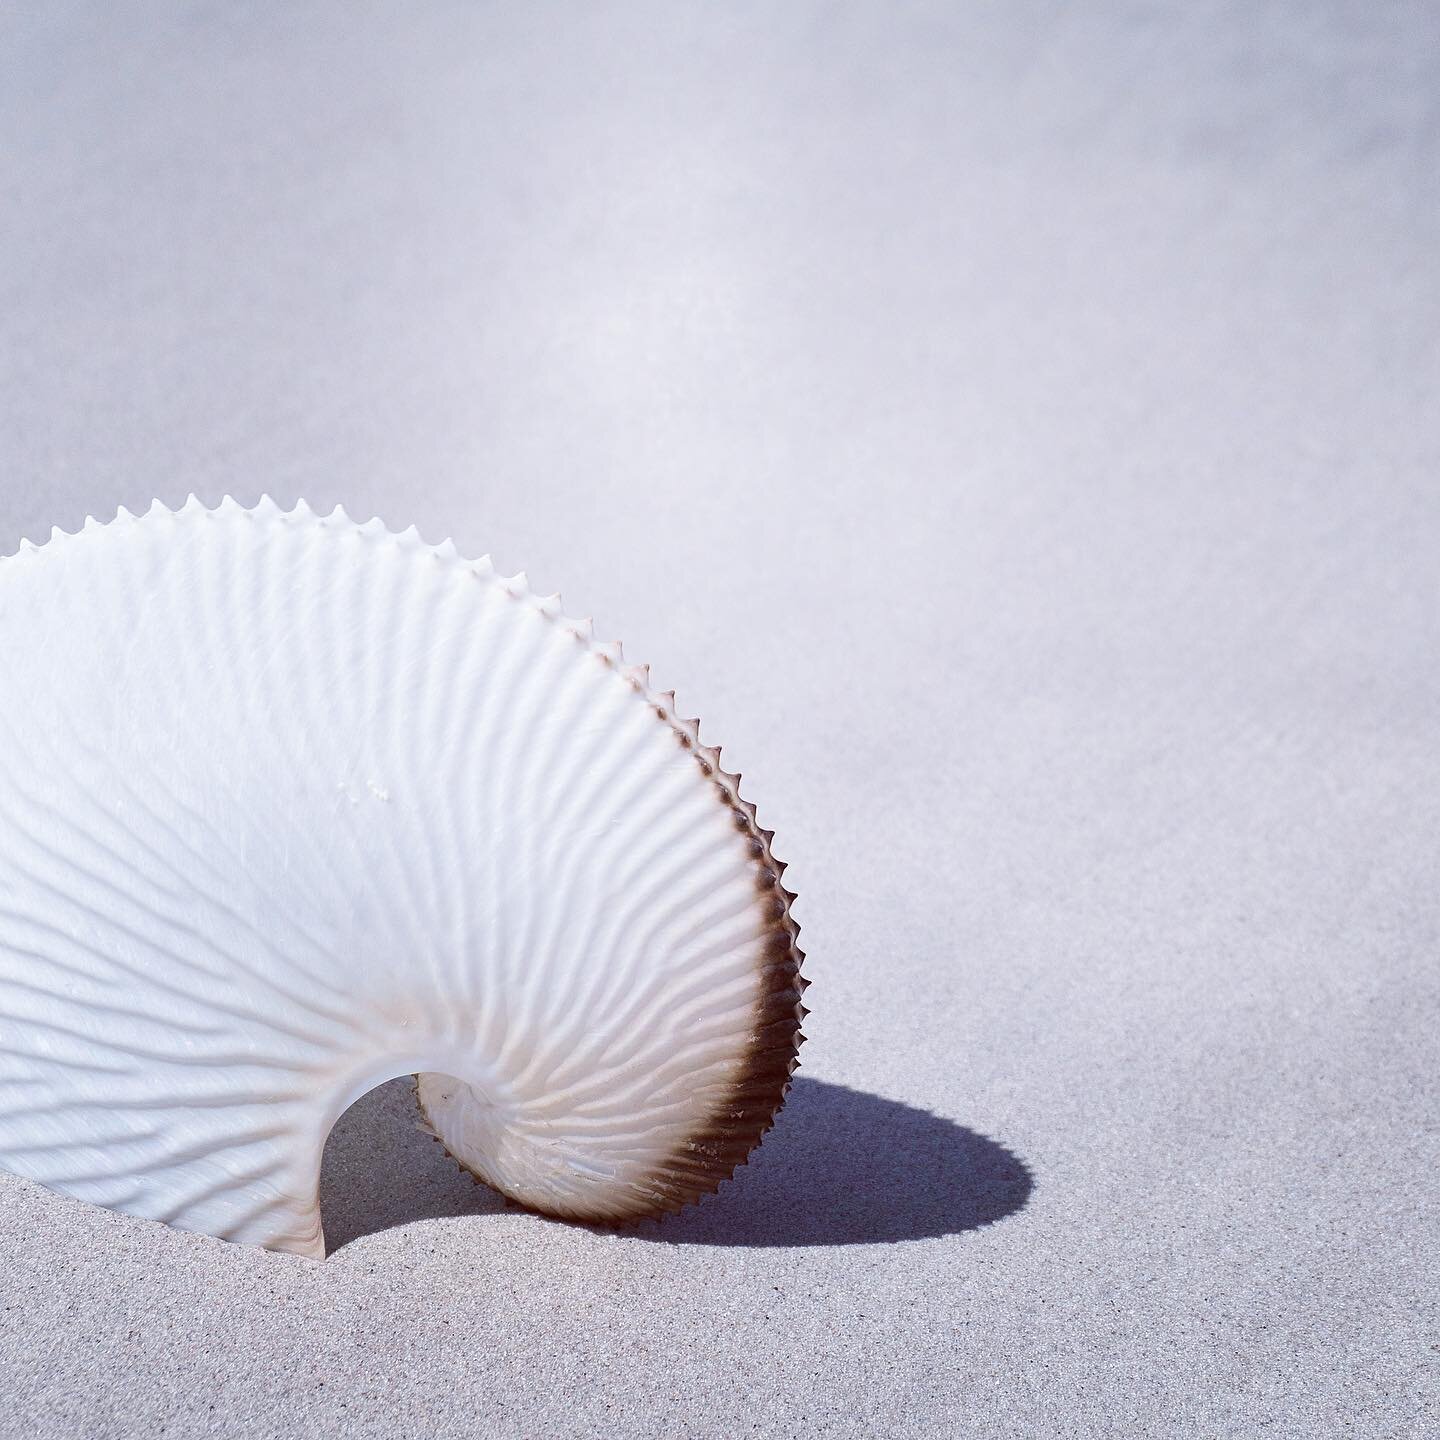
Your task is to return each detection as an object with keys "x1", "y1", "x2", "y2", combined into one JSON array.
[{"x1": 0, "y1": 498, "x2": 805, "y2": 1256}]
